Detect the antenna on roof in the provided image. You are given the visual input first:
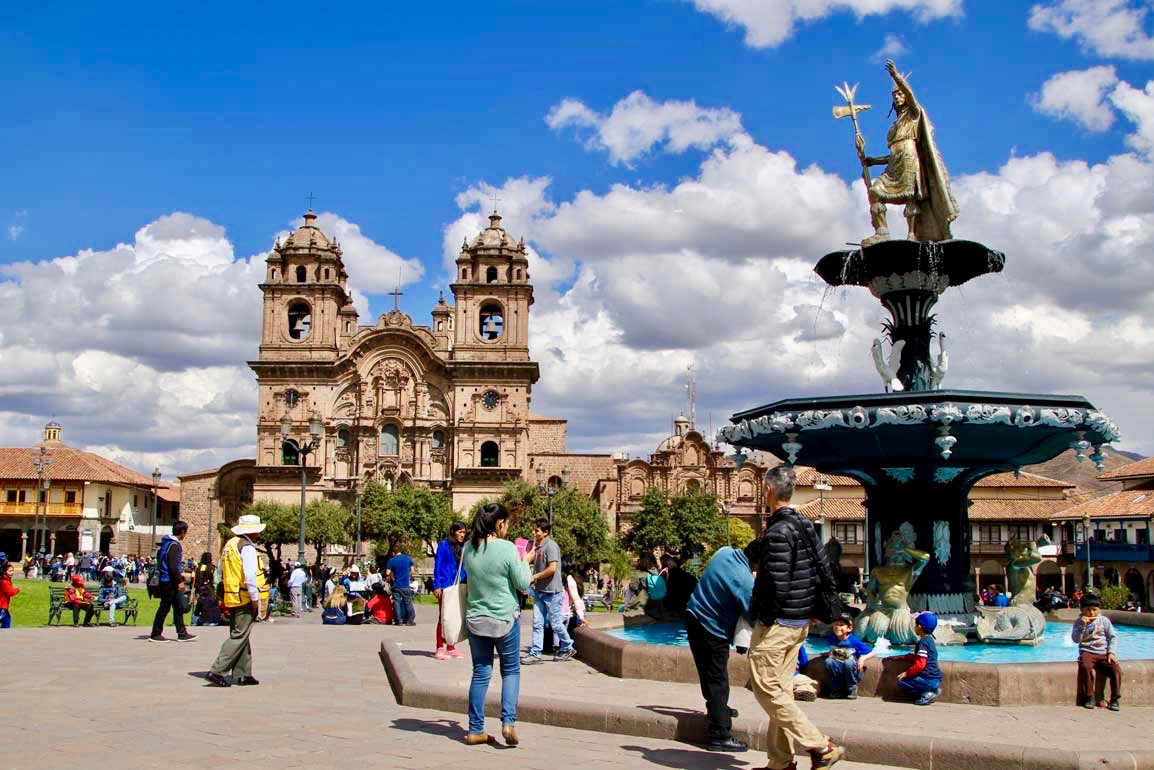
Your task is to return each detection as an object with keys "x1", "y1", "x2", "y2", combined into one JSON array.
[{"x1": 686, "y1": 364, "x2": 697, "y2": 430}]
